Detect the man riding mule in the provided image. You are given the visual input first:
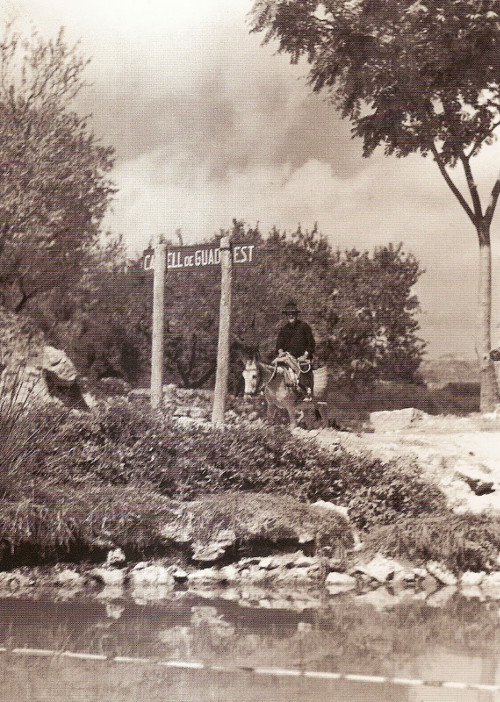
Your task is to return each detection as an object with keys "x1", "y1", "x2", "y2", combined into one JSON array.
[
  {"x1": 239, "y1": 301, "x2": 327, "y2": 430},
  {"x1": 275, "y1": 300, "x2": 315, "y2": 400}
]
